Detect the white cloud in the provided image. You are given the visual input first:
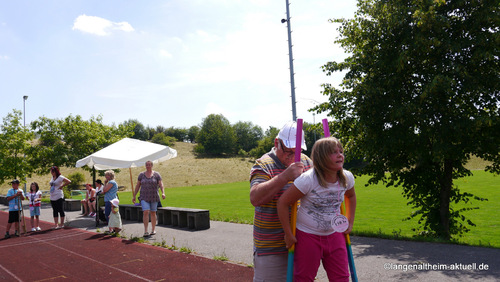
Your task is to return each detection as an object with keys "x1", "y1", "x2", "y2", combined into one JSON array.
[
  {"x1": 159, "y1": 49, "x2": 173, "y2": 58},
  {"x1": 0, "y1": 55, "x2": 10, "y2": 60},
  {"x1": 72, "y1": 14, "x2": 134, "y2": 36}
]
